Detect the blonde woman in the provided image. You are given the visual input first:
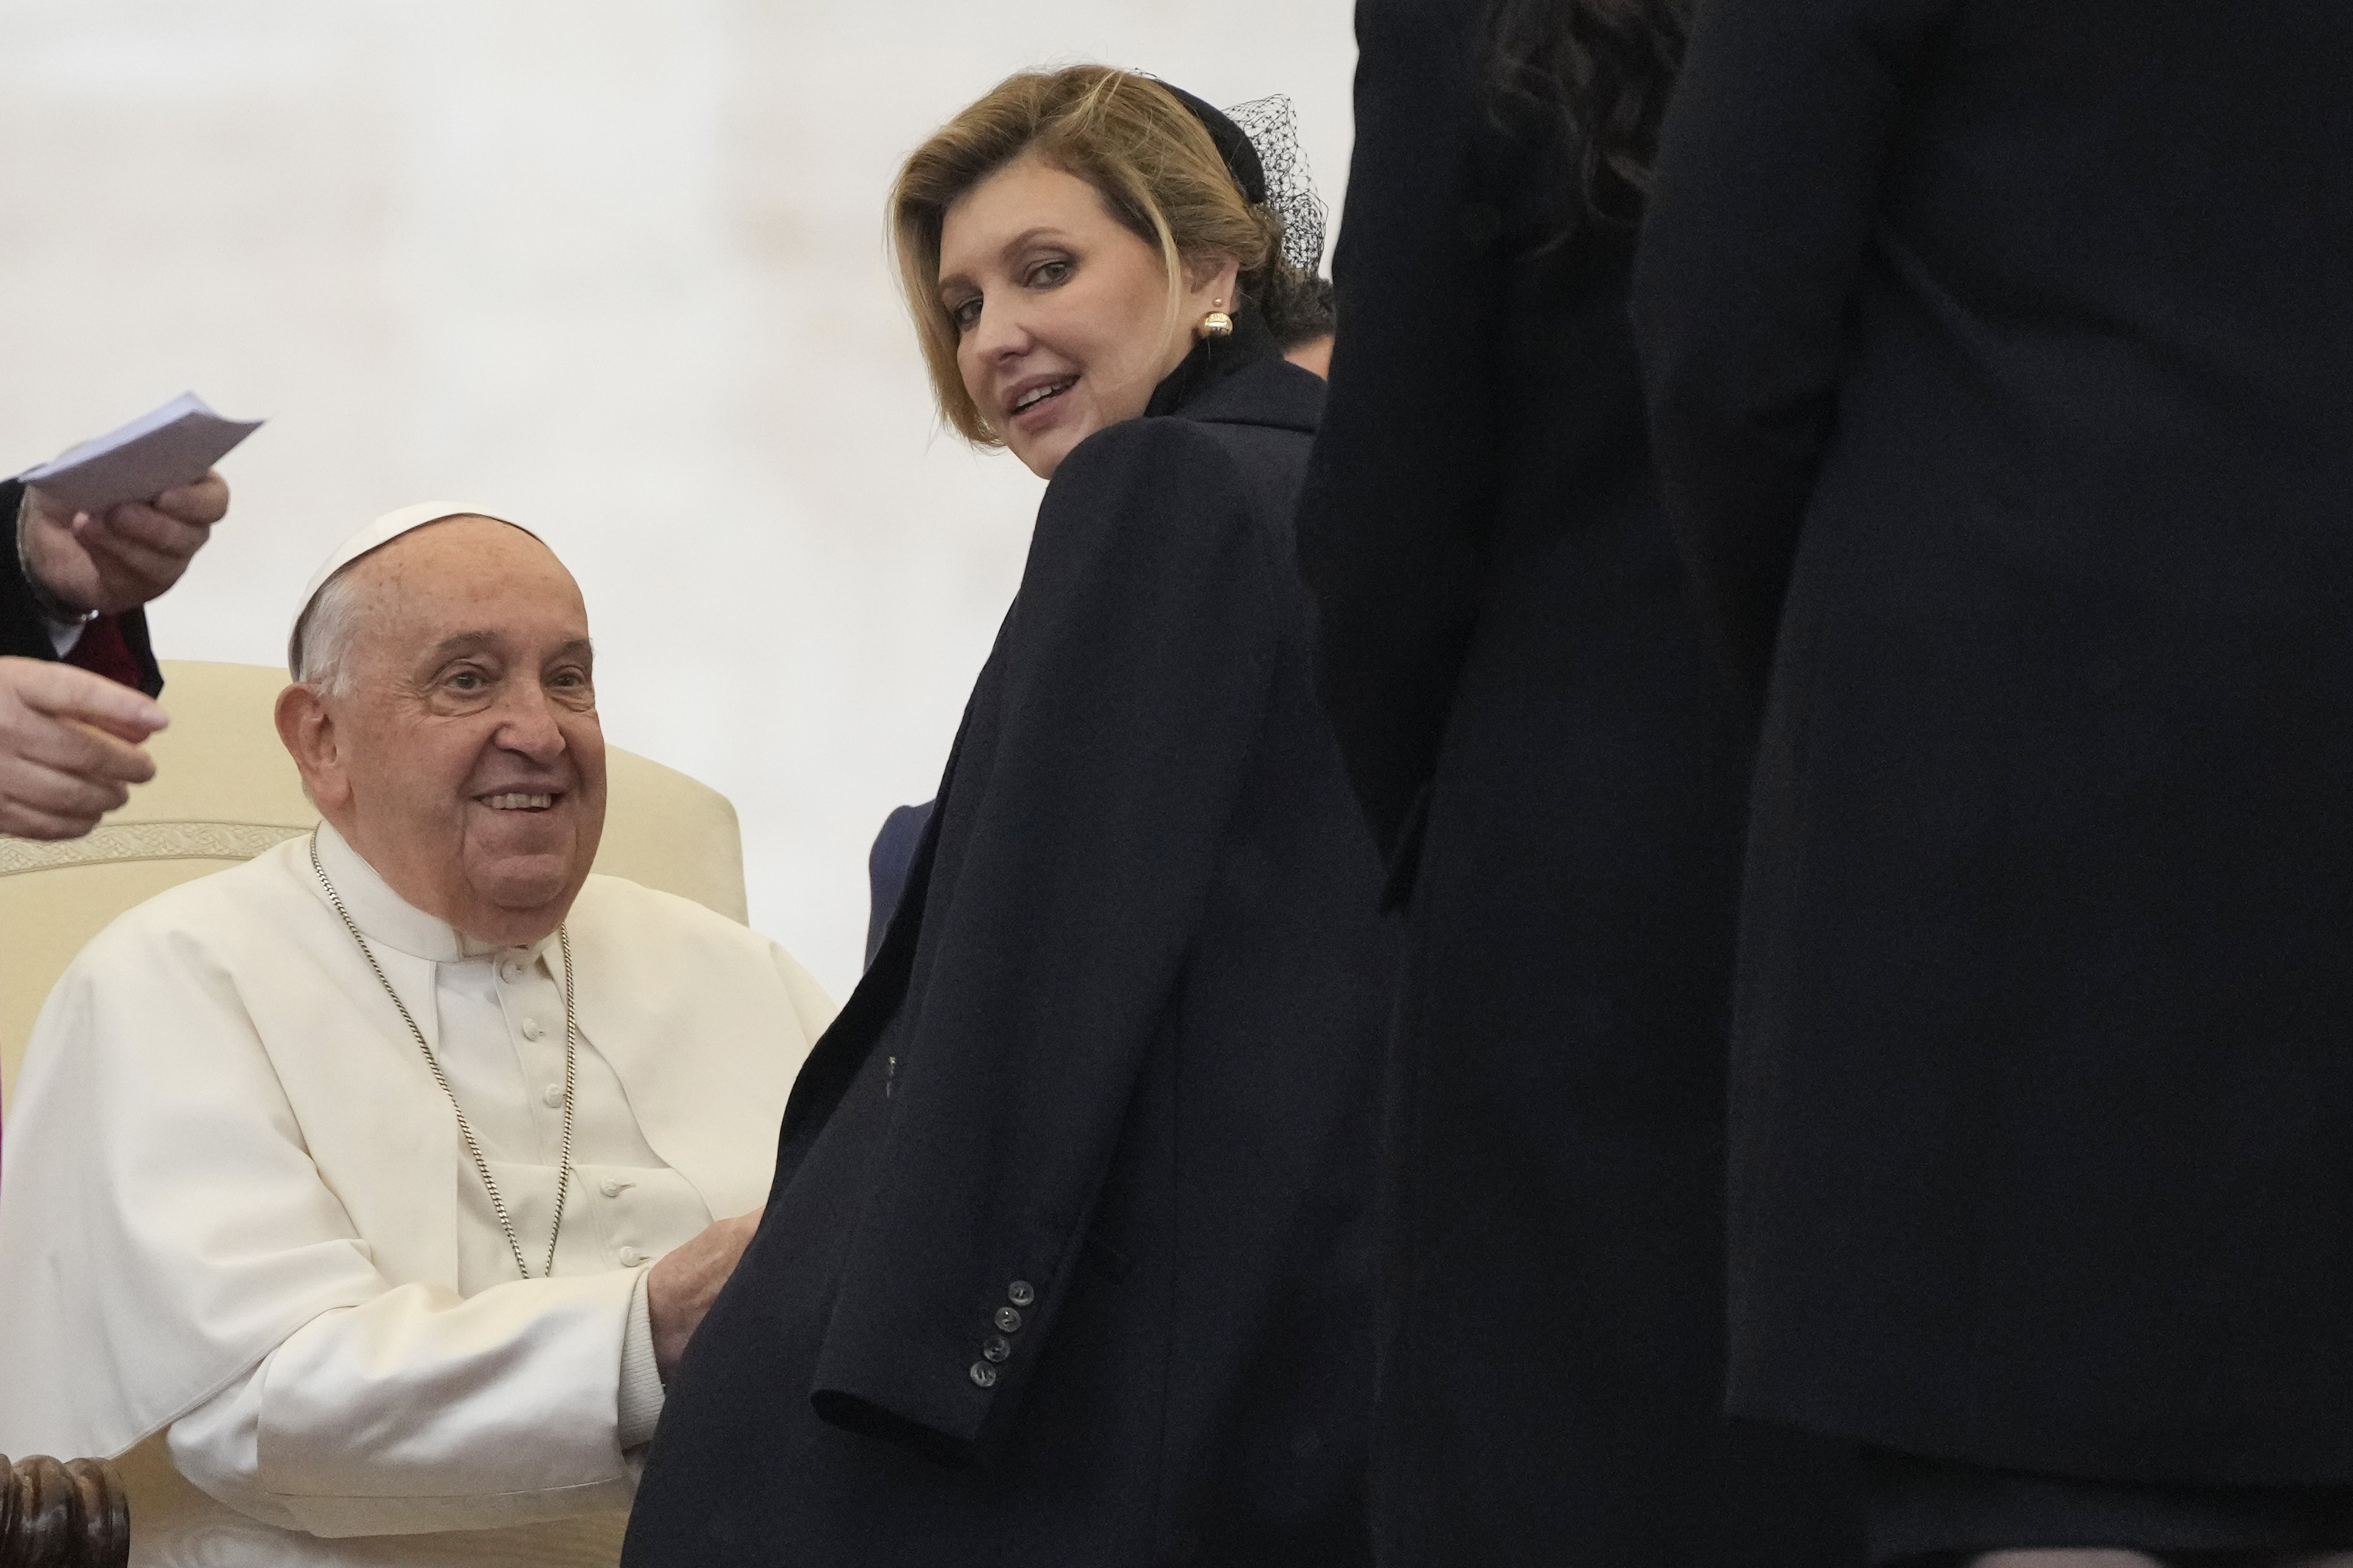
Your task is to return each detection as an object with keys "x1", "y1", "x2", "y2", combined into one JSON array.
[{"x1": 626, "y1": 69, "x2": 1394, "y2": 1567}]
